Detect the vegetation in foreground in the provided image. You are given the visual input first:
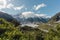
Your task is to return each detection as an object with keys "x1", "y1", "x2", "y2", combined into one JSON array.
[{"x1": 0, "y1": 18, "x2": 60, "y2": 40}]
